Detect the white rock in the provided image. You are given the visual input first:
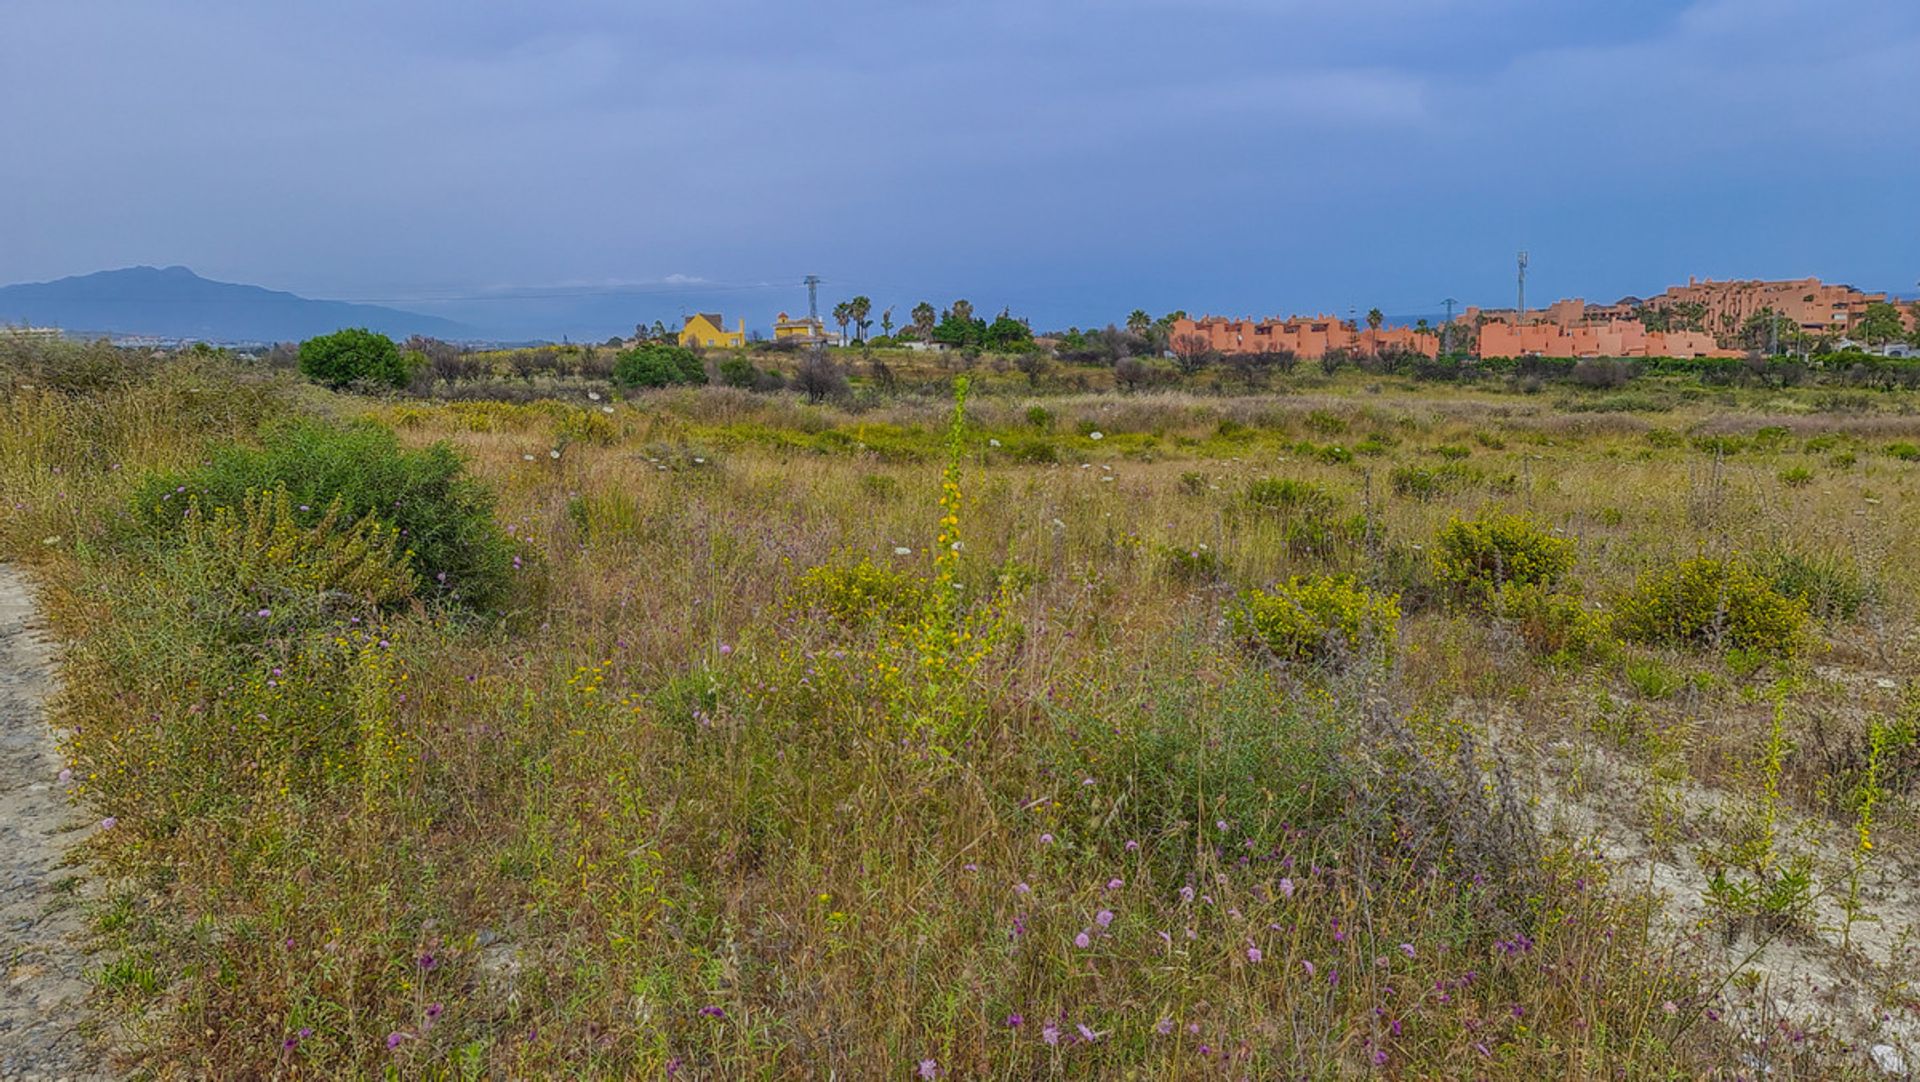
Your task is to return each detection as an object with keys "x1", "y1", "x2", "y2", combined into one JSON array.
[{"x1": 1870, "y1": 1044, "x2": 1906, "y2": 1077}]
